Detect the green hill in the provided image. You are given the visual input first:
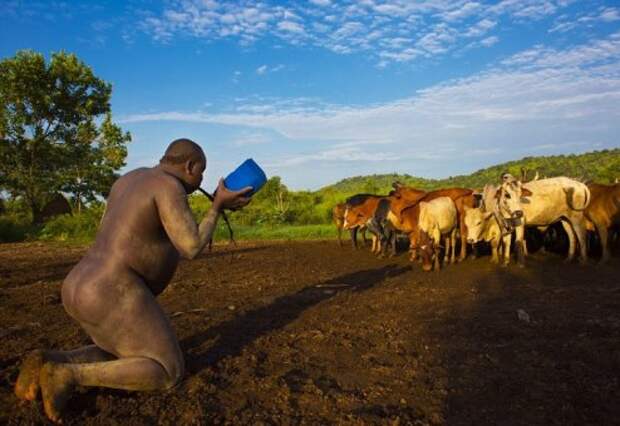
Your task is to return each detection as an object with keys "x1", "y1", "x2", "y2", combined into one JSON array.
[{"x1": 320, "y1": 148, "x2": 620, "y2": 195}]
